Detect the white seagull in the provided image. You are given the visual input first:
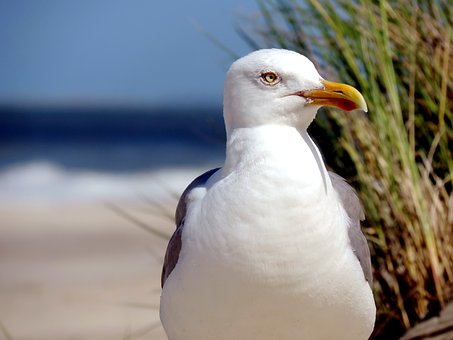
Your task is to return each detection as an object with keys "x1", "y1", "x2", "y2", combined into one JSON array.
[{"x1": 160, "y1": 49, "x2": 376, "y2": 340}]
